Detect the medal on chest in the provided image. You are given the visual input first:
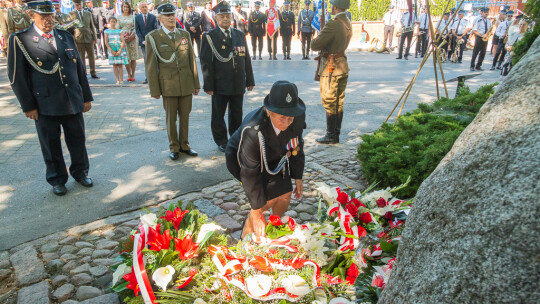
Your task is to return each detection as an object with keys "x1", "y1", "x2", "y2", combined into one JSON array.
[
  {"x1": 286, "y1": 137, "x2": 300, "y2": 157},
  {"x1": 234, "y1": 46, "x2": 245, "y2": 56}
]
